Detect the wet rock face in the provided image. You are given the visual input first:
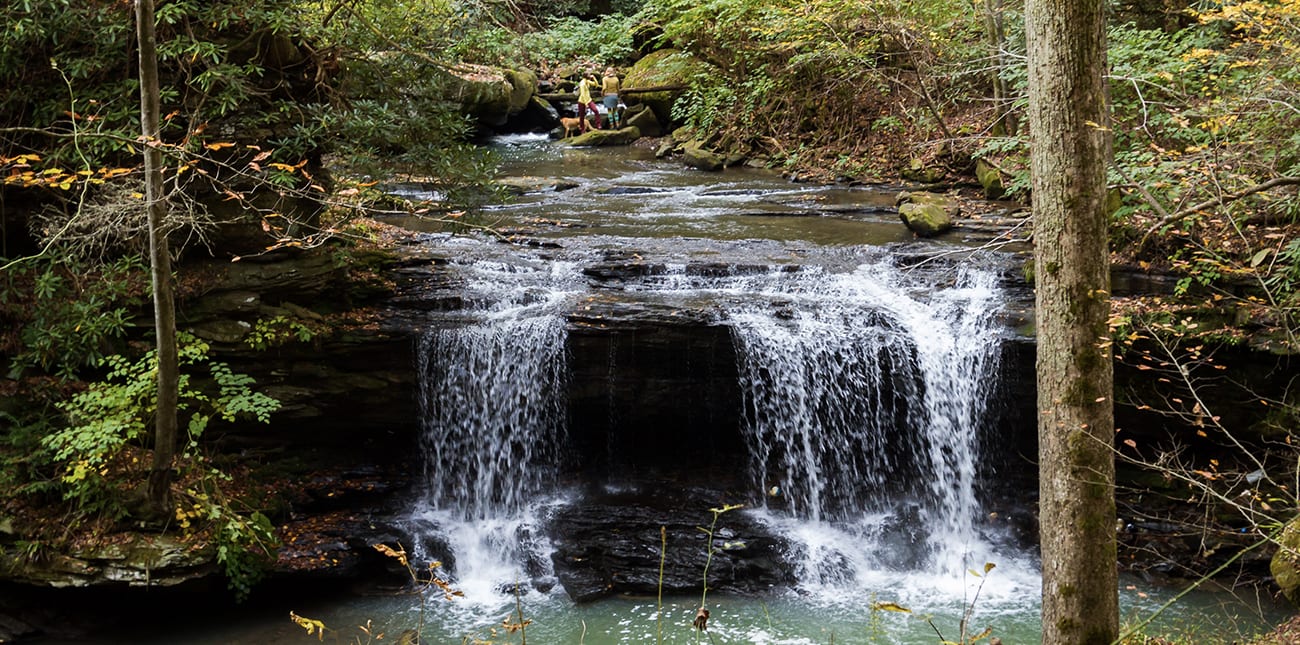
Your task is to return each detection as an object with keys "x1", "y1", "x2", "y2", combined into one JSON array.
[
  {"x1": 567, "y1": 319, "x2": 748, "y2": 484},
  {"x1": 548, "y1": 486, "x2": 797, "y2": 602}
]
